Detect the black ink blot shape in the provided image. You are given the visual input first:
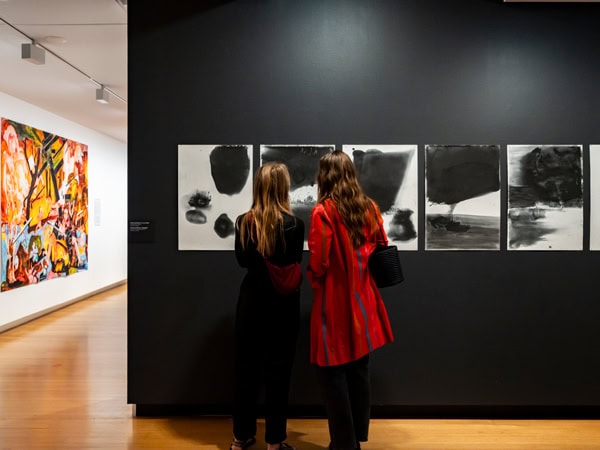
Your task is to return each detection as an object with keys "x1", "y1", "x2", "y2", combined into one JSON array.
[
  {"x1": 262, "y1": 146, "x2": 333, "y2": 190},
  {"x1": 353, "y1": 150, "x2": 411, "y2": 212},
  {"x1": 186, "y1": 209, "x2": 207, "y2": 224},
  {"x1": 520, "y1": 146, "x2": 582, "y2": 208},
  {"x1": 388, "y1": 209, "x2": 417, "y2": 241},
  {"x1": 426, "y1": 145, "x2": 500, "y2": 205},
  {"x1": 210, "y1": 145, "x2": 250, "y2": 195},
  {"x1": 214, "y1": 213, "x2": 234, "y2": 238},
  {"x1": 428, "y1": 215, "x2": 470, "y2": 232},
  {"x1": 509, "y1": 219, "x2": 557, "y2": 248},
  {"x1": 189, "y1": 190, "x2": 212, "y2": 208}
]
